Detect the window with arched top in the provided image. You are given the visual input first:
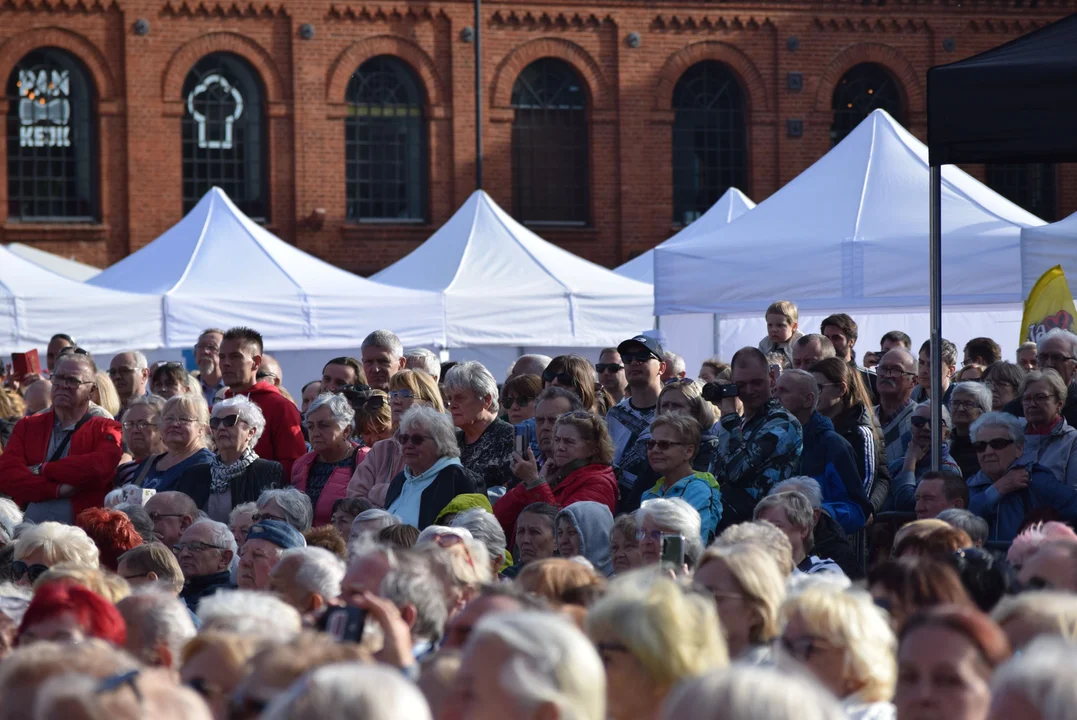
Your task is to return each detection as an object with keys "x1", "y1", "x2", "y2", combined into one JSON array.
[
  {"x1": 511, "y1": 58, "x2": 589, "y2": 226},
  {"x1": 987, "y1": 163, "x2": 1057, "y2": 222},
  {"x1": 6, "y1": 48, "x2": 97, "y2": 221},
  {"x1": 671, "y1": 61, "x2": 748, "y2": 226},
  {"x1": 830, "y1": 63, "x2": 903, "y2": 145},
  {"x1": 182, "y1": 53, "x2": 267, "y2": 220},
  {"x1": 345, "y1": 56, "x2": 426, "y2": 222}
]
